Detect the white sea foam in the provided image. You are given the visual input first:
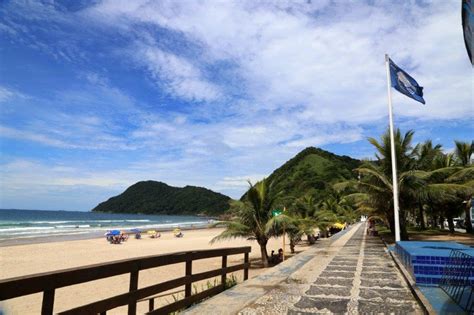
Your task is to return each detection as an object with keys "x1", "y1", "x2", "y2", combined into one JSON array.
[
  {"x1": 31, "y1": 221, "x2": 73, "y2": 224},
  {"x1": 0, "y1": 231, "x2": 92, "y2": 240},
  {"x1": 0, "y1": 227, "x2": 55, "y2": 232}
]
